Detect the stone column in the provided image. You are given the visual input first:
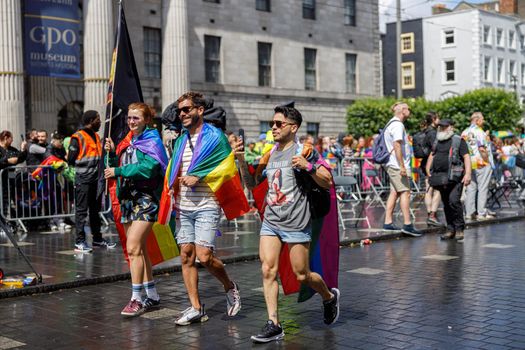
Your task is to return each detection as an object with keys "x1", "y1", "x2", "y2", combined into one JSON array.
[
  {"x1": 0, "y1": 0, "x2": 25, "y2": 139},
  {"x1": 83, "y1": 0, "x2": 113, "y2": 118},
  {"x1": 161, "y1": 0, "x2": 190, "y2": 109},
  {"x1": 30, "y1": 76, "x2": 58, "y2": 133}
]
